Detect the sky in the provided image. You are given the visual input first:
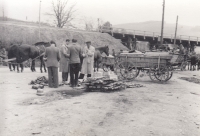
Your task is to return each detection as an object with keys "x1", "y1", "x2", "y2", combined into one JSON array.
[{"x1": 0, "y1": 0, "x2": 200, "y2": 27}]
